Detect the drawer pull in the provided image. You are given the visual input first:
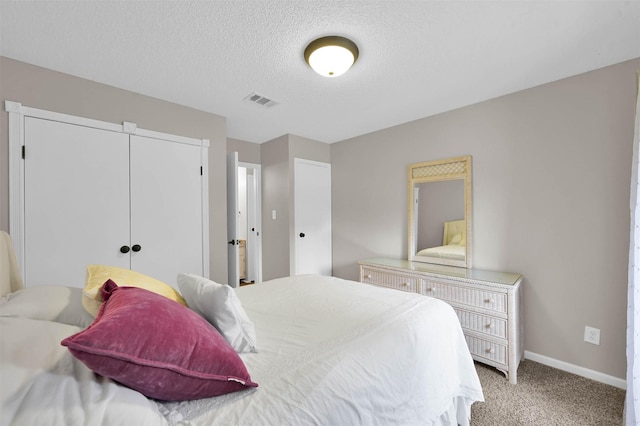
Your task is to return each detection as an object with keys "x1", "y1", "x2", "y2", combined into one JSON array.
[
  {"x1": 426, "y1": 287, "x2": 435, "y2": 292},
  {"x1": 486, "y1": 348, "x2": 495, "y2": 354},
  {"x1": 401, "y1": 282, "x2": 409, "y2": 287},
  {"x1": 484, "y1": 298, "x2": 495, "y2": 304},
  {"x1": 365, "y1": 274, "x2": 372, "y2": 279},
  {"x1": 485, "y1": 323, "x2": 494, "y2": 329}
]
